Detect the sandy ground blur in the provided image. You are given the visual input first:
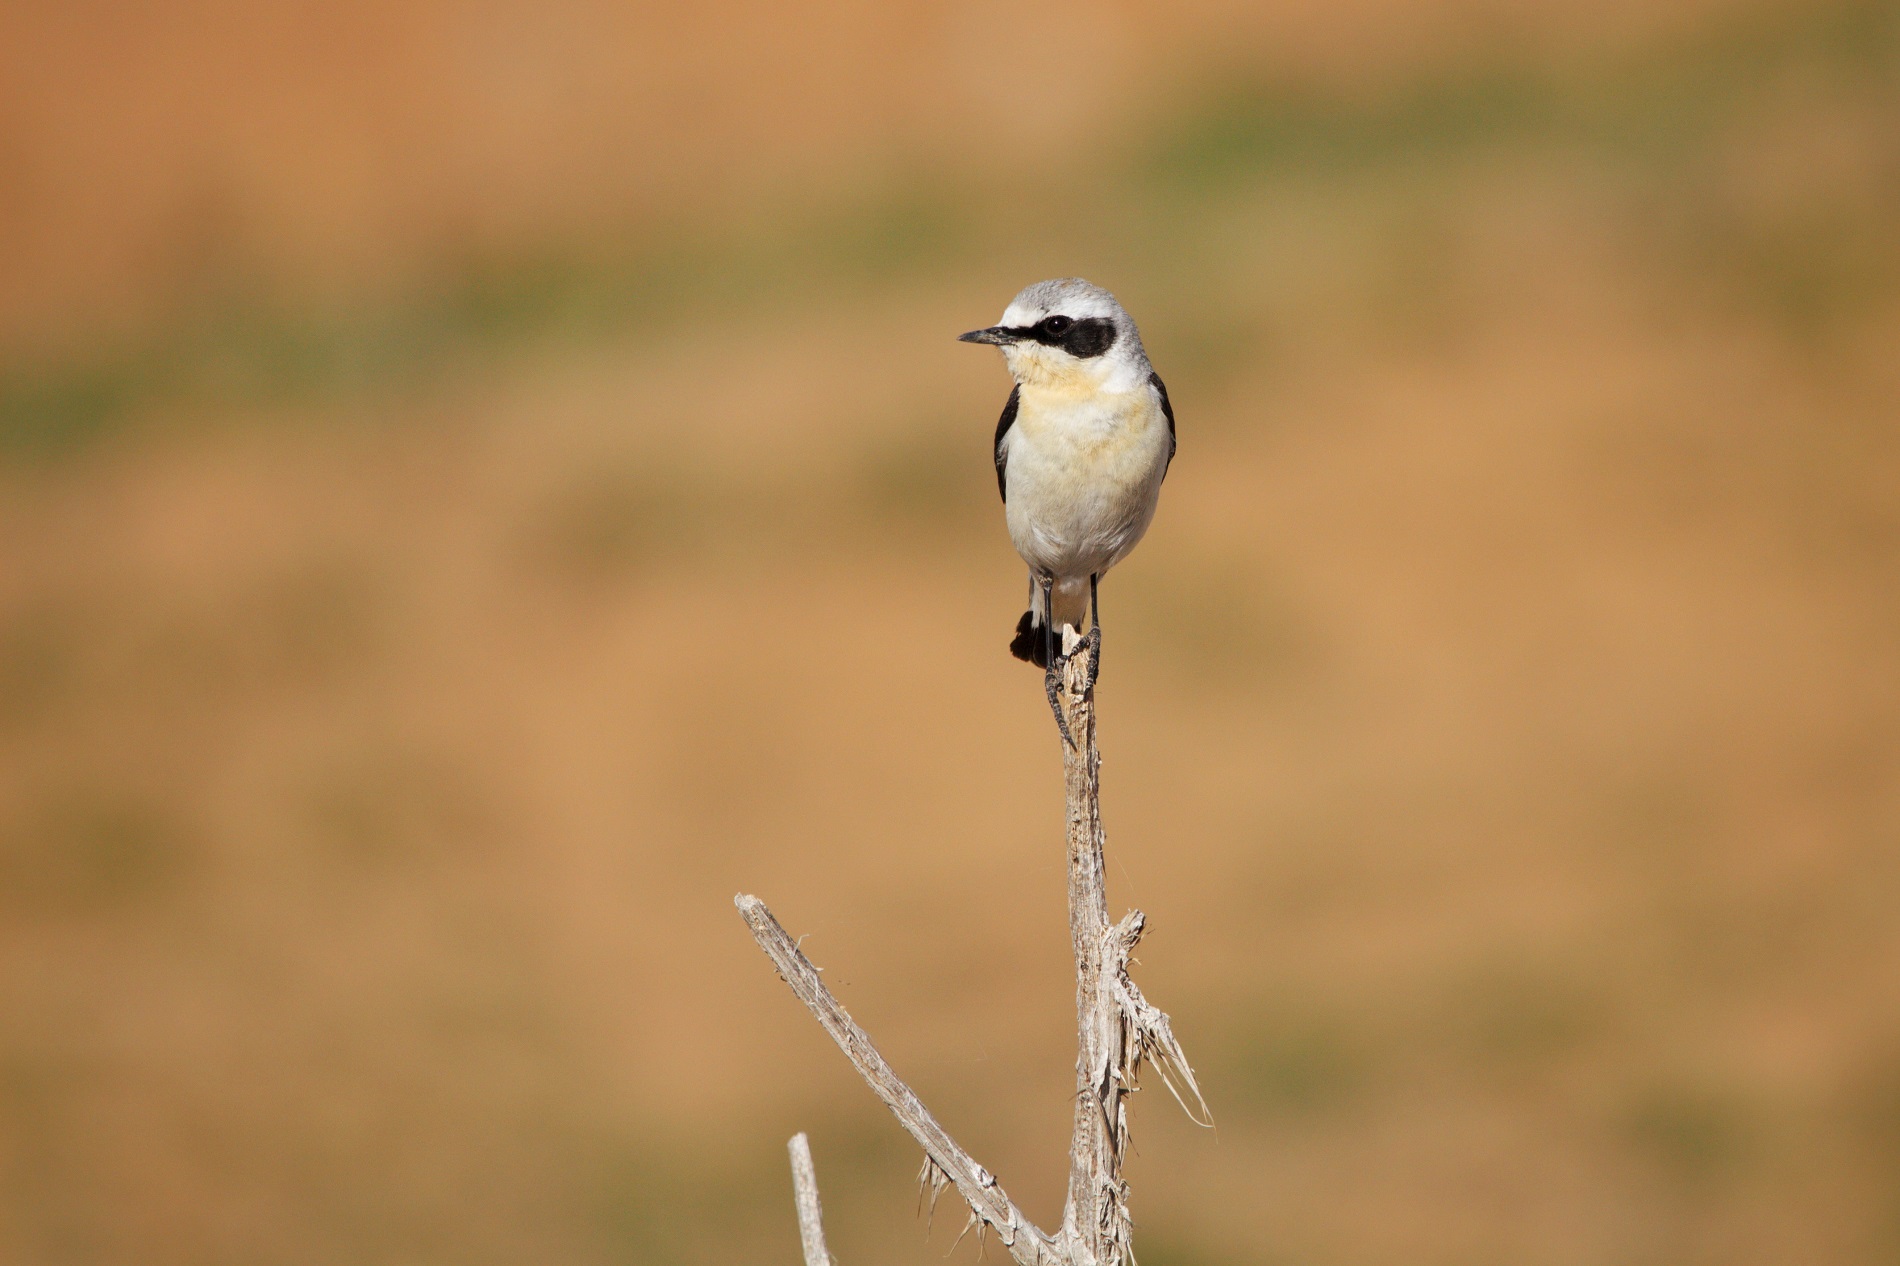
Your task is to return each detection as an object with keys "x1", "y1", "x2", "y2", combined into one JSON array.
[{"x1": 2, "y1": 3, "x2": 1899, "y2": 1265}]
